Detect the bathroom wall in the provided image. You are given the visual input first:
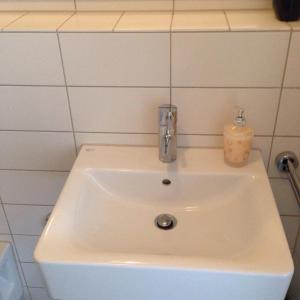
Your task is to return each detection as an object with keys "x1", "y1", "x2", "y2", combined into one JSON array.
[
  {"x1": 0, "y1": 0, "x2": 272, "y2": 11},
  {"x1": 0, "y1": 9, "x2": 299, "y2": 300}
]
